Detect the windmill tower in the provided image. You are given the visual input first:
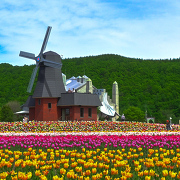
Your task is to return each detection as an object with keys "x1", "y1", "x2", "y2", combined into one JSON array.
[
  {"x1": 112, "y1": 81, "x2": 119, "y2": 121},
  {"x1": 19, "y1": 26, "x2": 65, "y2": 121}
]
